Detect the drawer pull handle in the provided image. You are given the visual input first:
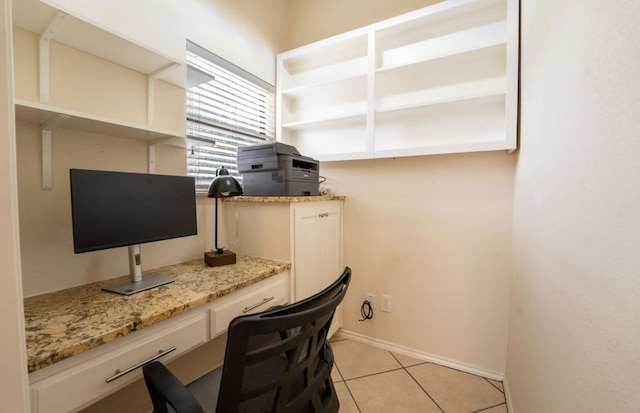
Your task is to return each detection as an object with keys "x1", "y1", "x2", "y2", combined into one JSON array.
[
  {"x1": 105, "y1": 346, "x2": 176, "y2": 383},
  {"x1": 318, "y1": 212, "x2": 329, "y2": 218},
  {"x1": 243, "y1": 296, "x2": 275, "y2": 313}
]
